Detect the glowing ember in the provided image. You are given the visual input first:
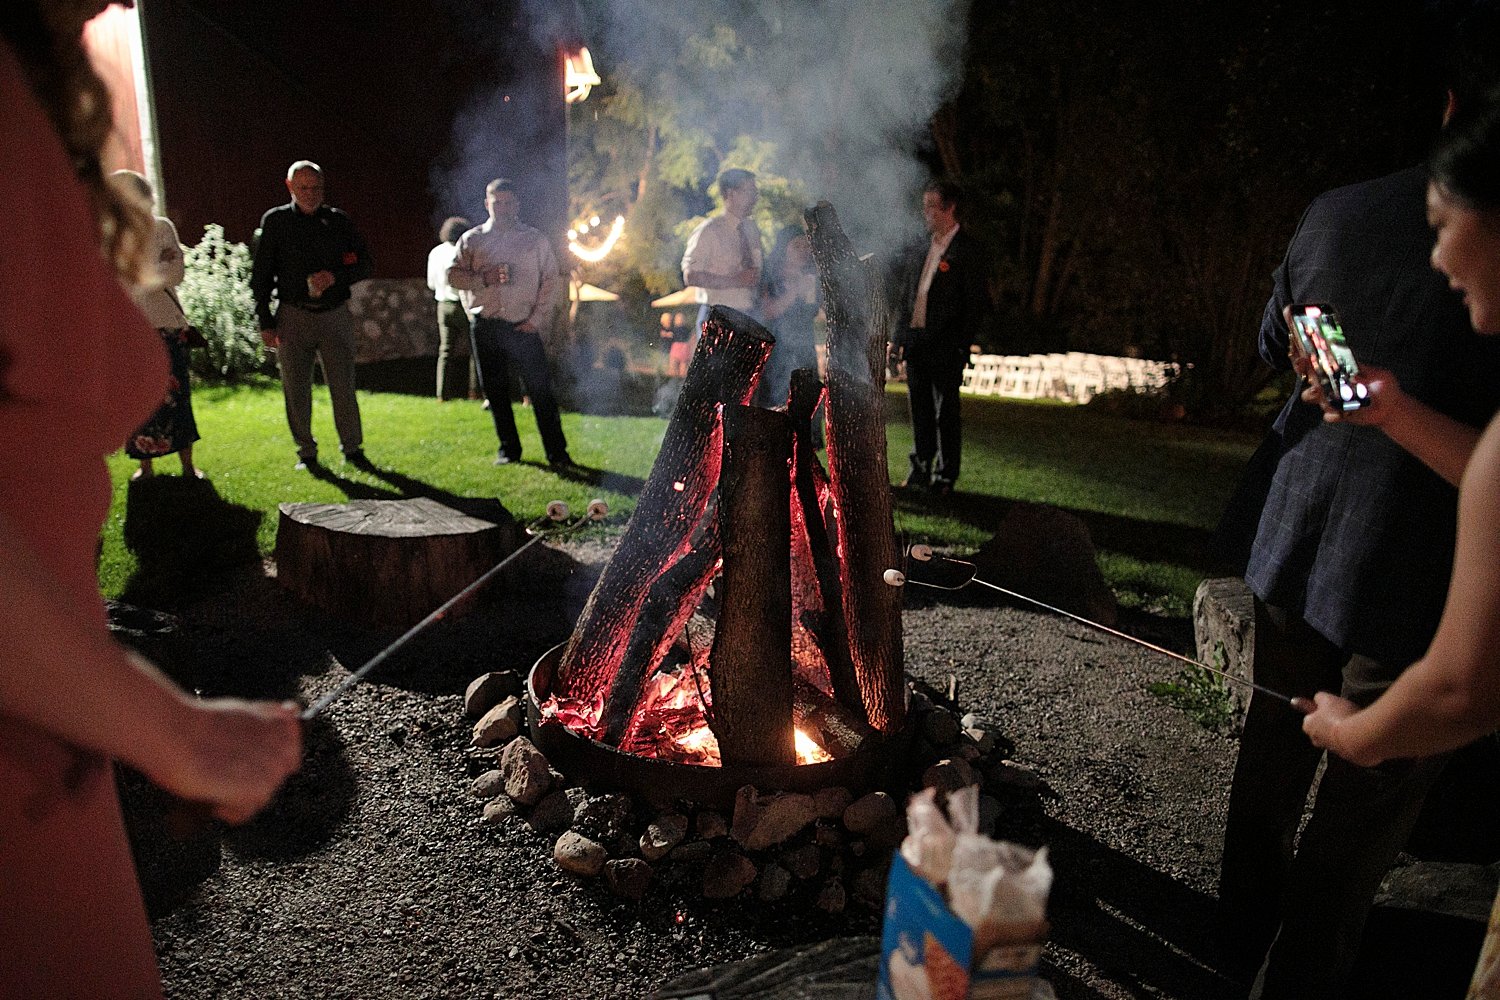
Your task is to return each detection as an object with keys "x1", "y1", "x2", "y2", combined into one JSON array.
[
  {"x1": 794, "y1": 727, "x2": 833, "y2": 764},
  {"x1": 543, "y1": 680, "x2": 832, "y2": 766}
]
